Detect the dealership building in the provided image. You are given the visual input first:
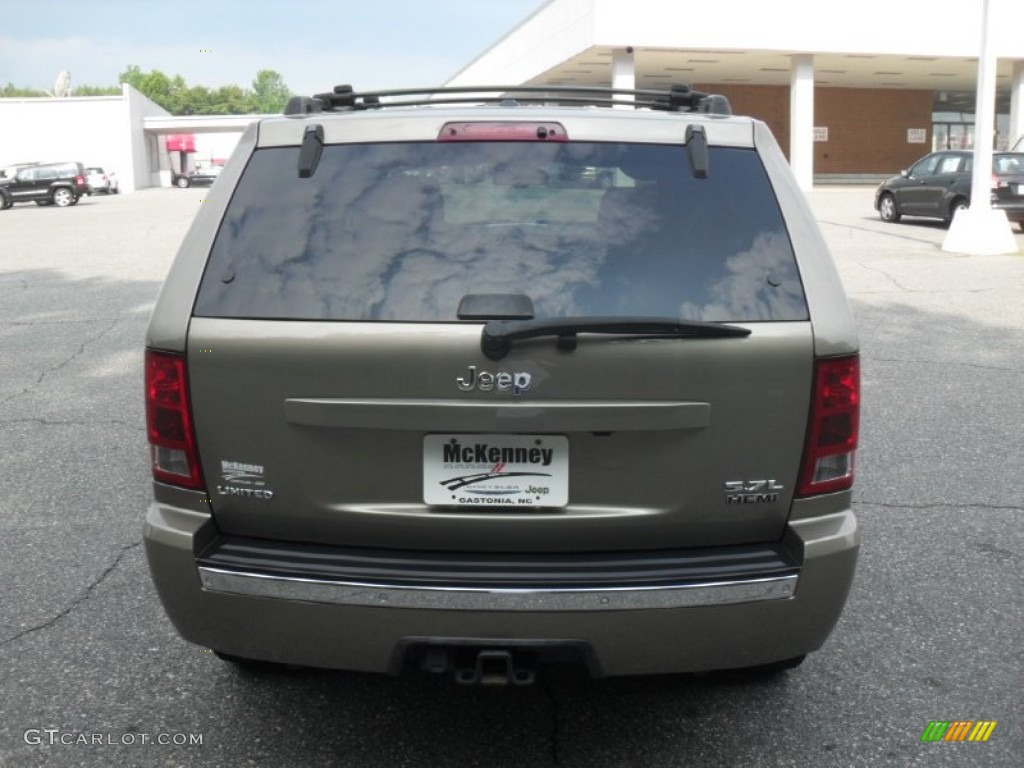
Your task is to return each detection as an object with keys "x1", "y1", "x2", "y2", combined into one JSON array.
[
  {"x1": 0, "y1": 85, "x2": 257, "y2": 193},
  {"x1": 2, "y1": 0, "x2": 1022, "y2": 191},
  {"x1": 448, "y1": 0, "x2": 1024, "y2": 188}
]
